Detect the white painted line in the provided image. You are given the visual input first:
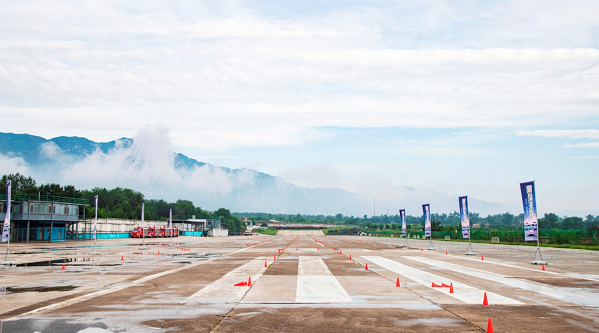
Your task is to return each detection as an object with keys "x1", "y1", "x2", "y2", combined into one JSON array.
[
  {"x1": 295, "y1": 257, "x2": 352, "y2": 303},
  {"x1": 452, "y1": 254, "x2": 599, "y2": 282},
  {"x1": 9, "y1": 247, "x2": 252, "y2": 319},
  {"x1": 363, "y1": 256, "x2": 523, "y2": 305},
  {"x1": 403, "y1": 256, "x2": 599, "y2": 307},
  {"x1": 185, "y1": 257, "x2": 272, "y2": 304}
]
